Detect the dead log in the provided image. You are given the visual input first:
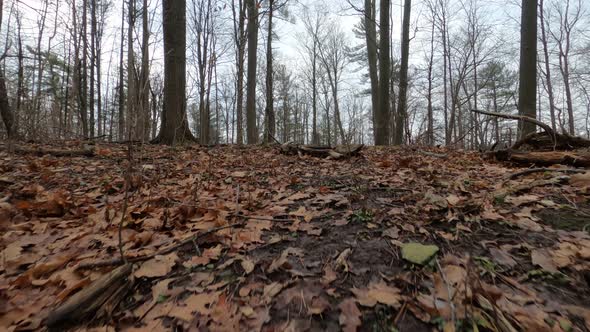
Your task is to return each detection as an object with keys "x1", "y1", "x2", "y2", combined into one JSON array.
[
  {"x1": 9, "y1": 145, "x2": 96, "y2": 157},
  {"x1": 496, "y1": 150, "x2": 590, "y2": 168},
  {"x1": 470, "y1": 109, "x2": 590, "y2": 151},
  {"x1": 280, "y1": 143, "x2": 364, "y2": 159},
  {"x1": 46, "y1": 264, "x2": 132, "y2": 327},
  {"x1": 512, "y1": 132, "x2": 590, "y2": 151}
]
